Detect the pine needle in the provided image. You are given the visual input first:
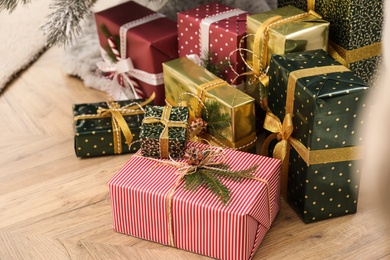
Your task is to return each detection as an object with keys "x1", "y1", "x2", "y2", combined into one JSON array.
[
  {"x1": 0, "y1": 0, "x2": 30, "y2": 12},
  {"x1": 201, "y1": 169, "x2": 230, "y2": 205}
]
